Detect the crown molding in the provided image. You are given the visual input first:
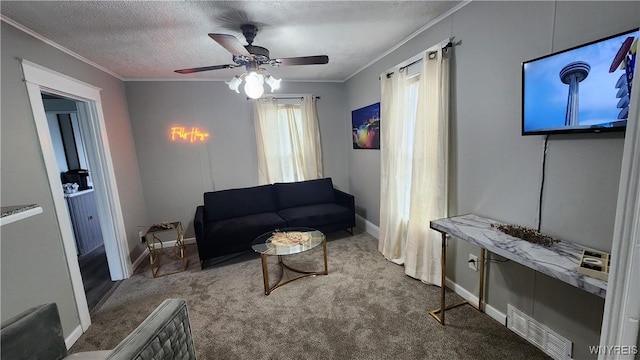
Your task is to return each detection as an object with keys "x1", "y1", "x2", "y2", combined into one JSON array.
[
  {"x1": 1, "y1": 14, "x2": 123, "y2": 80},
  {"x1": 343, "y1": 0, "x2": 471, "y2": 82}
]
